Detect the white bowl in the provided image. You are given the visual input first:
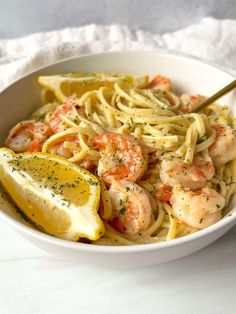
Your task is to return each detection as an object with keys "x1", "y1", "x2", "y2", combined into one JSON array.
[{"x1": 0, "y1": 51, "x2": 236, "y2": 268}]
